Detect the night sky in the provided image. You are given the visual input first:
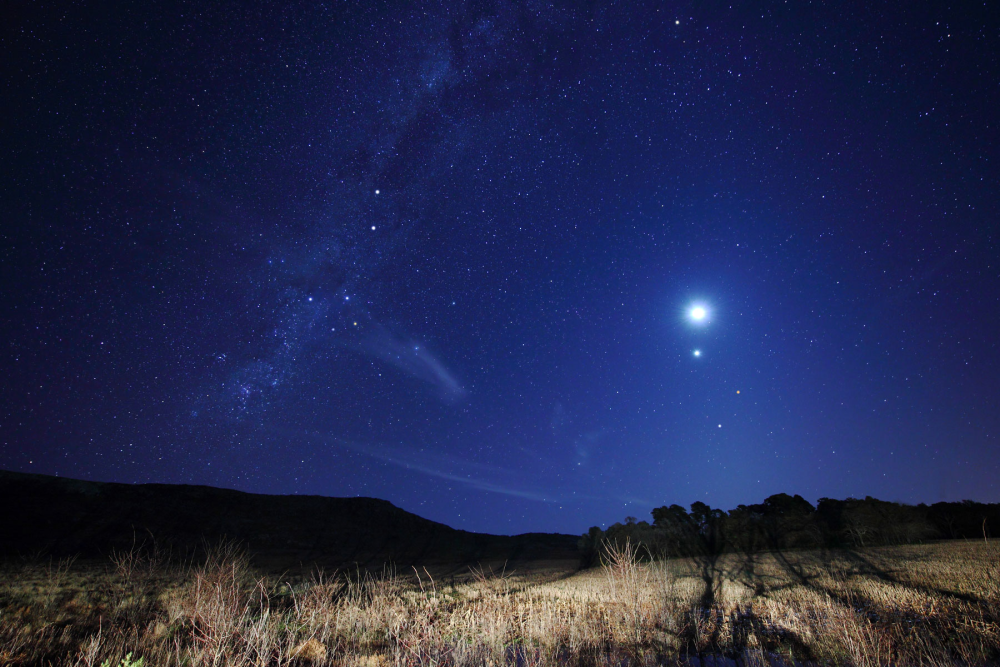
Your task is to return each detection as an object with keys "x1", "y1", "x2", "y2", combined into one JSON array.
[{"x1": 3, "y1": 1, "x2": 999, "y2": 535}]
